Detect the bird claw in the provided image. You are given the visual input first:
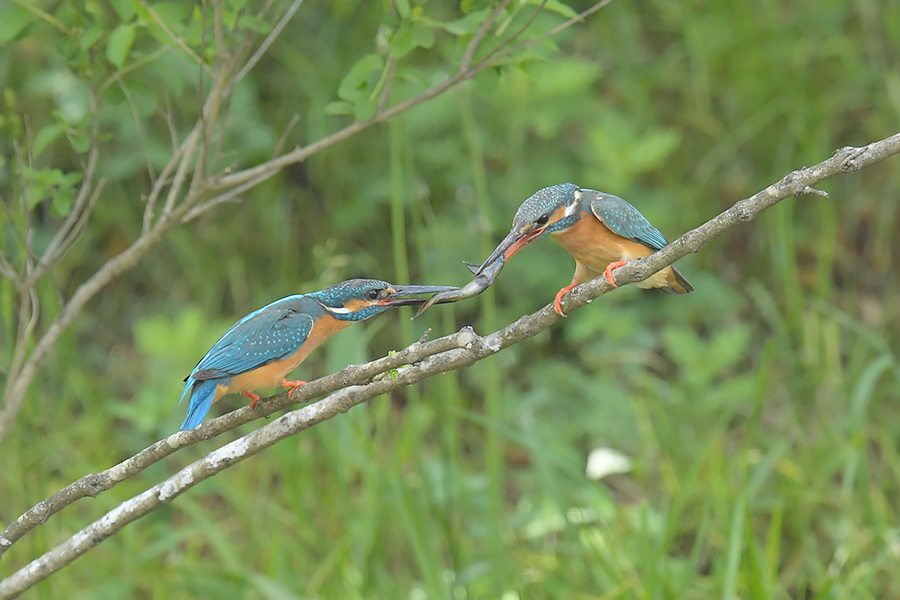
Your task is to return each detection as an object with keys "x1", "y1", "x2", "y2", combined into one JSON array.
[
  {"x1": 244, "y1": 390, "x2": 262, "y2": 410},
  {"x1": 282, "y1": 378, "x2": 307, "y2": 399},
  {"x1": 553, "y1": 281, "x2": 578, "y2": 317},
  {"x1": 603, "y1": 260, "x2": 628, "y2": 287}
]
